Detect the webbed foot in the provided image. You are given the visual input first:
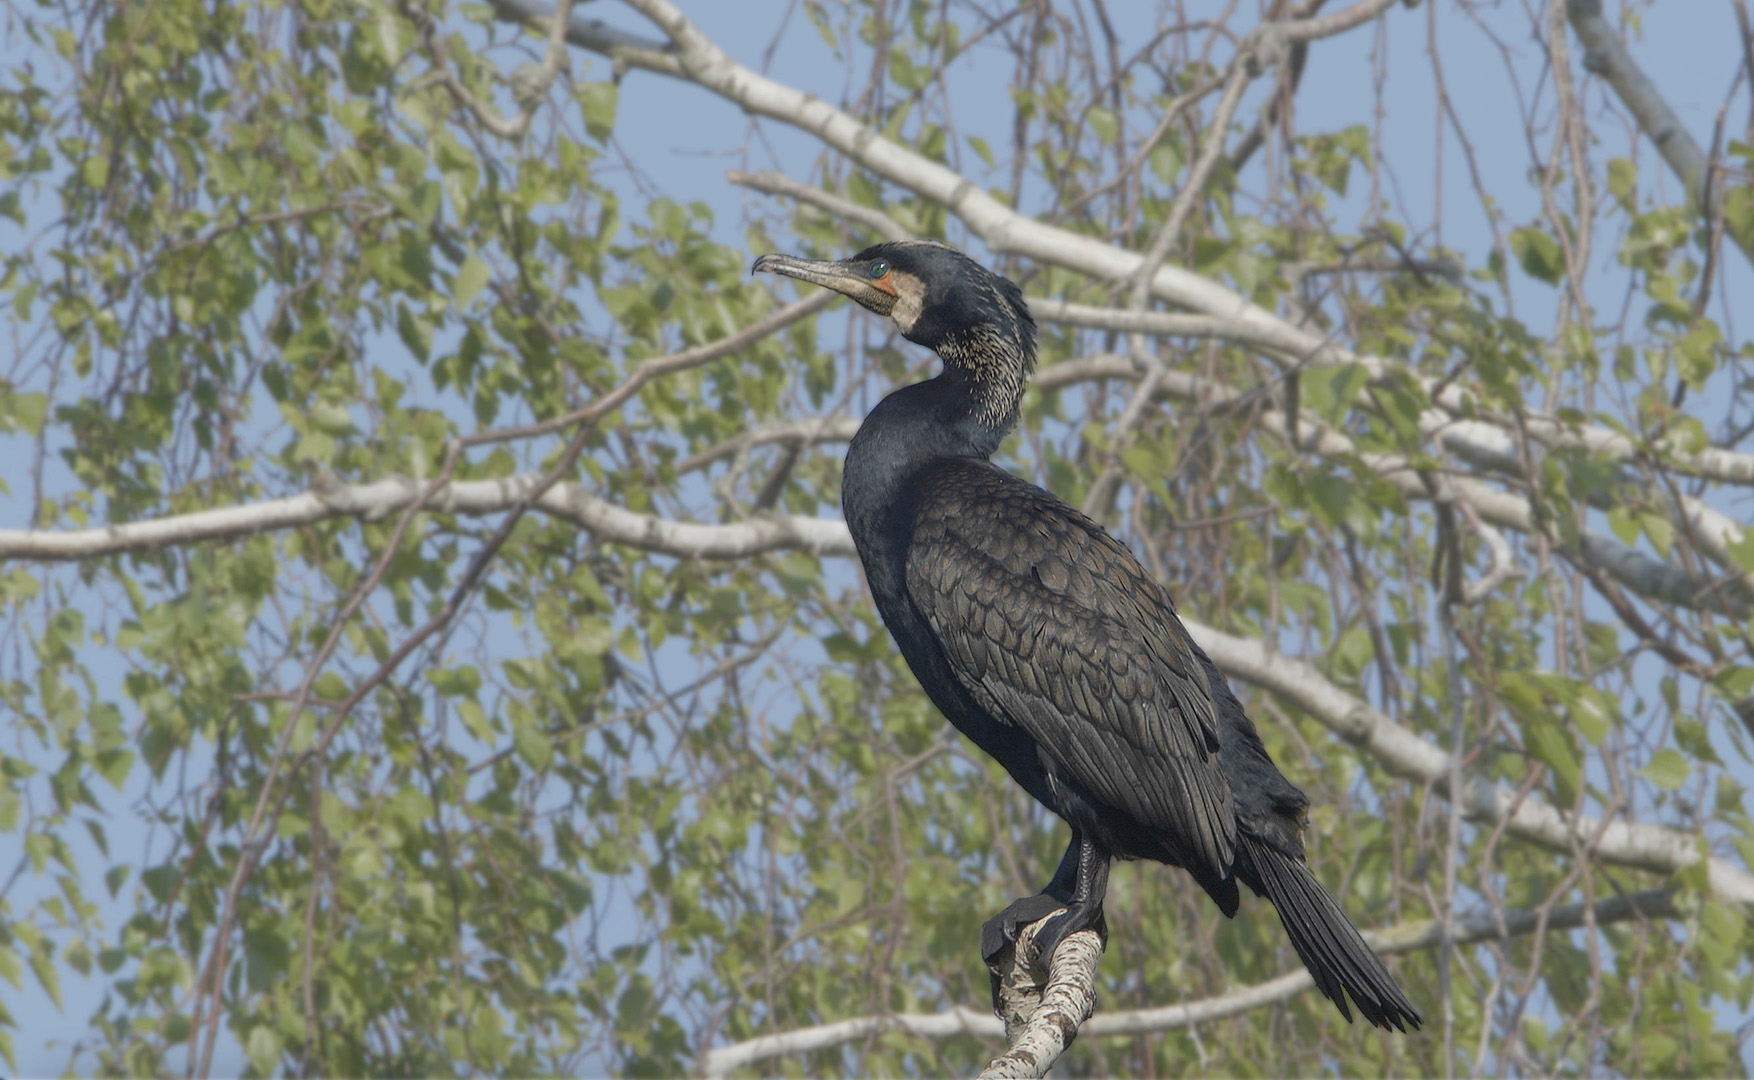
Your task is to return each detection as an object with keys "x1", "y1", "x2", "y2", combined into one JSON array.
[
  {"x1": 981, "y1": 833, "x2": 1112, "y2": 1013},
  {"x1": 980, "y1": 891, "x2": 1071, "y2": 965},
  {"x1": 1026, "y1": 897, "x2": 1107, "y2": 968}
]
